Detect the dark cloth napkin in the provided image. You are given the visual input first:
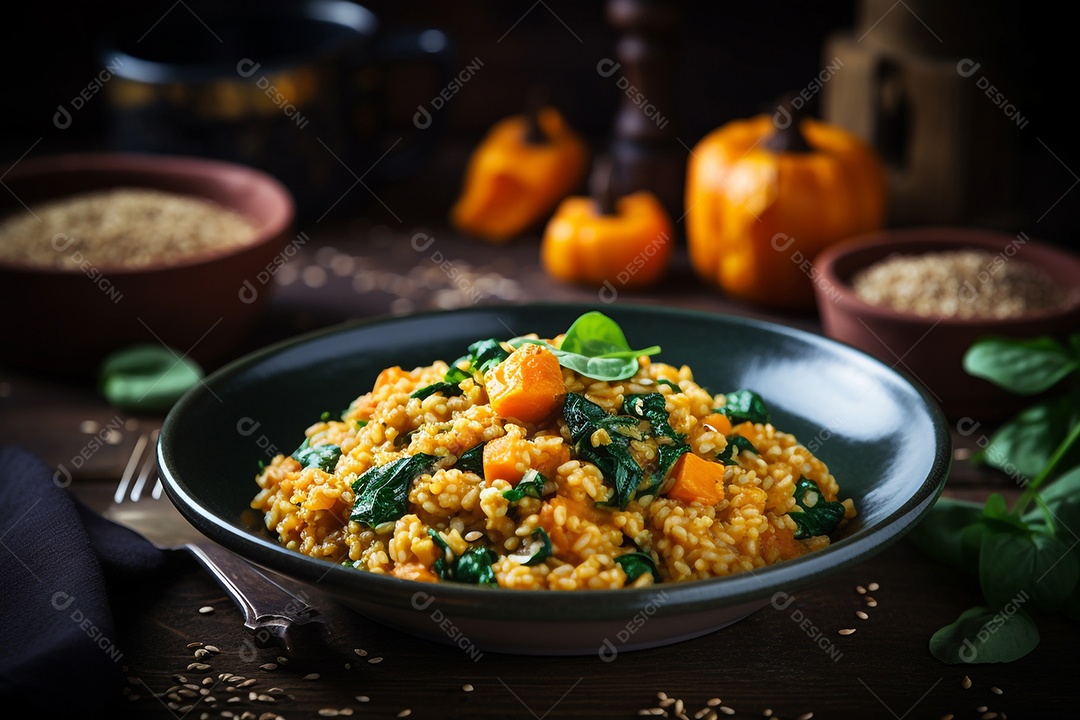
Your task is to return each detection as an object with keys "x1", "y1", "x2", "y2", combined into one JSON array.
[{"x1": 0, "y1": 445, "x2": 176, "y2": 715}]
